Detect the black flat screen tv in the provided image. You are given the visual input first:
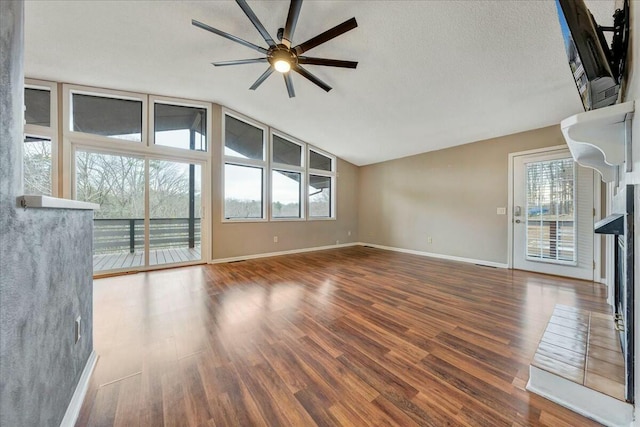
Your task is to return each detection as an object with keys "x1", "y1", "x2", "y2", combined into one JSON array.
[{"x1": 555, "y1": 0, "x2": 622, "y2": 111}]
